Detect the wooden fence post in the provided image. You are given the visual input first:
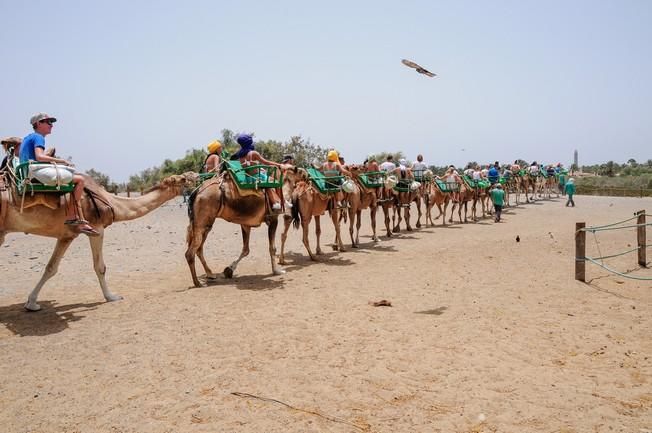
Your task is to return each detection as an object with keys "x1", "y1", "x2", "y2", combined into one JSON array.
[
  {"x1": 575, "y1": 222, "x2": 586, "y2": 281},
  {"x1": 637, "y1": 210, "x2": 646, "y2": 267}
]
